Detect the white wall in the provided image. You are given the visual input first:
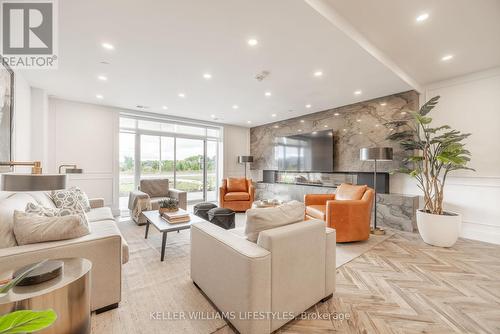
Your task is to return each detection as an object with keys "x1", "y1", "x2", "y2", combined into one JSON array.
[
  {"x1": 222, "y1": 125, "x2": 250, "y2": 179},
  {"x1": 11, "y1": 71, "x2": 31, "y2": 172},
  {"x1": 391, "y1": 67, "x2": 500, "y2": 244},
  {"x1": 48, "y1": 98, "x2": 120, "y2": 212},
  {"x1": 30, "y1": 87, "x2": 49, "y2": 167}
]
